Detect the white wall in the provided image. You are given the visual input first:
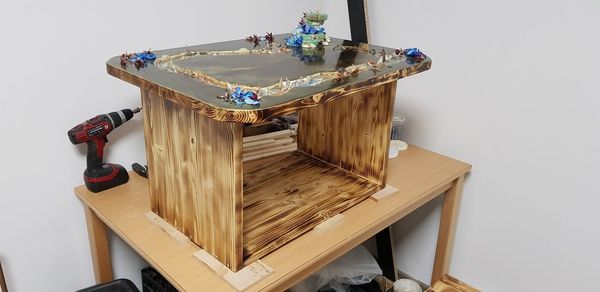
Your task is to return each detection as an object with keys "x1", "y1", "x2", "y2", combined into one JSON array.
[
  {"x1": 2, "y1": 1, "x2": 598, "y2": 291},
  {"x1": 365, "y1": 0, "x2": 600, "y2": 291},
  {"x1": 0, "y1": 1, "x2": 325, "y2": 291}
]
